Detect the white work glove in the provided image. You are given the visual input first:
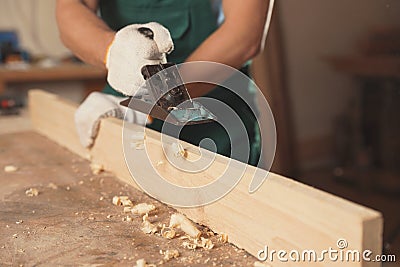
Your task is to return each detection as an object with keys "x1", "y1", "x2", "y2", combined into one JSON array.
[
  {"x1": 75, "y1": 22, "x2": 174, "y2": 148},
  {"x1": 105, "y1": 22, "x2": 174, "y2": 96},
  {"x1": 75, "y1": 92, "x2": 148, "y2": 148}
]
